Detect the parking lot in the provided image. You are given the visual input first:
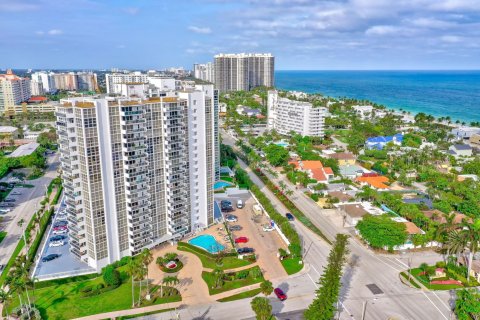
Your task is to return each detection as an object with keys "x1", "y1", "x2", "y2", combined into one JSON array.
[
  {"x1": 217, "y1": 195, "x2": 288, "y2": 280},
  {"x1": 33, "y1": 200, "x2": 95, "y2": 280}
]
